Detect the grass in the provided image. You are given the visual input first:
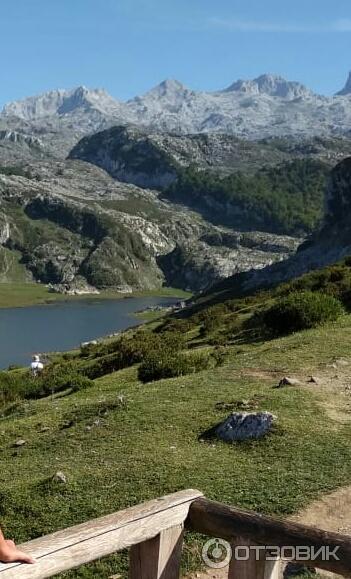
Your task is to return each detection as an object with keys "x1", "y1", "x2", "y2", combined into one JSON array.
[
  {"x1": 0, "y1": 283, "x2": 191, "y2": 308},
  {"x1": 1, "y1": 315, "x2": 351, "y2": 576}
]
